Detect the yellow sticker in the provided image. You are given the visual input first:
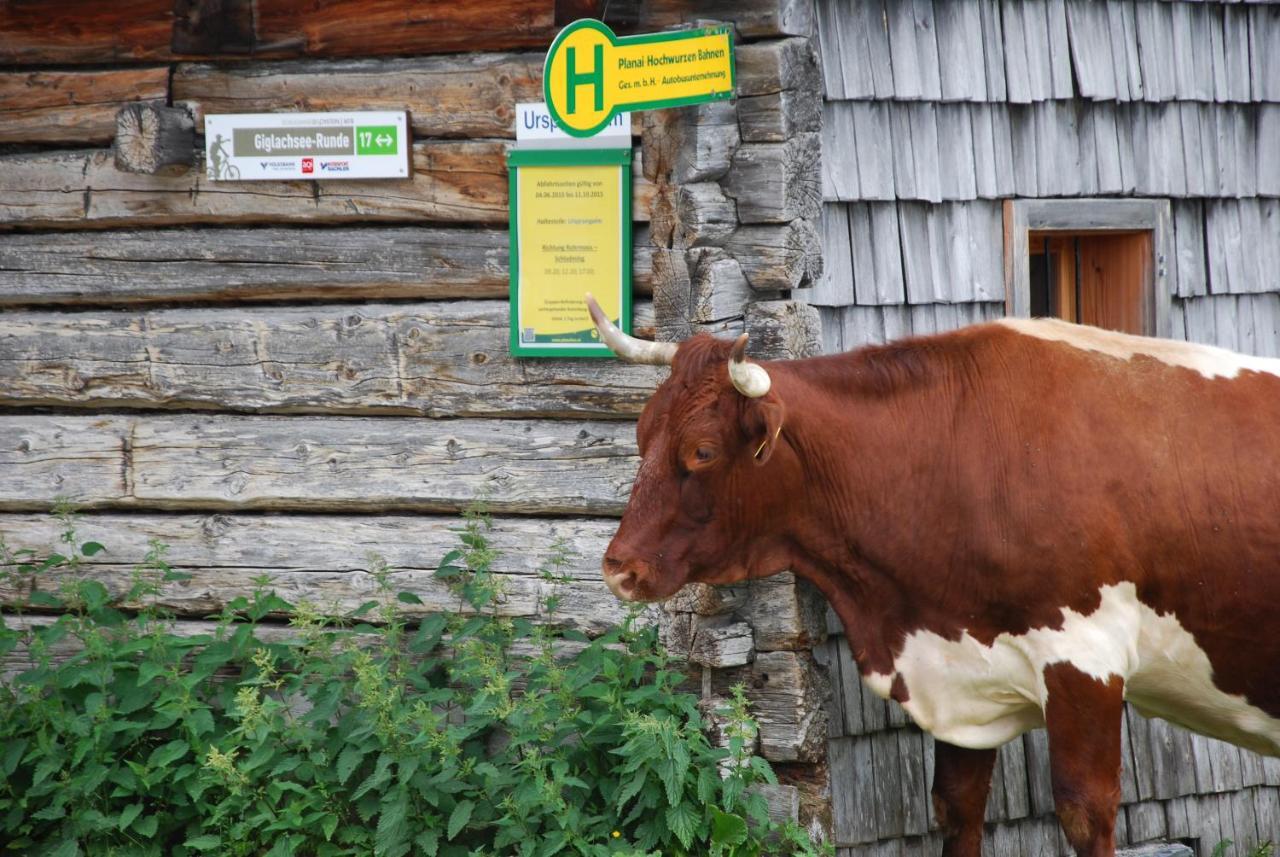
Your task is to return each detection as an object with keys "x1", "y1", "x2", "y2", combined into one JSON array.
[{"x1": 544, "y1": 19, "x2": 735, "y2": 138}]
